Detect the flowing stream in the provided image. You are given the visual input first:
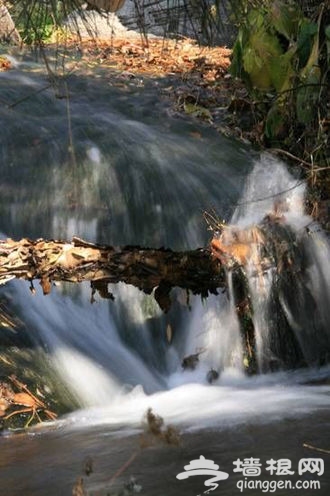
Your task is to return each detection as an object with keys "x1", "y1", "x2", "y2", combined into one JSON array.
[{"x1": 0, "y1": 52, "x2": 329, "y2": 496}]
